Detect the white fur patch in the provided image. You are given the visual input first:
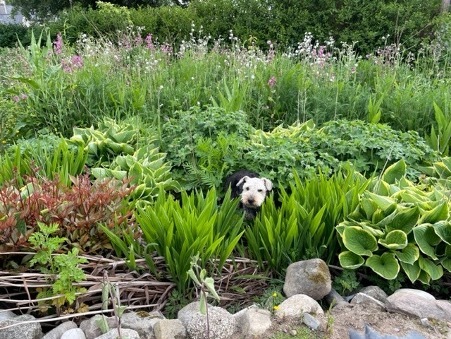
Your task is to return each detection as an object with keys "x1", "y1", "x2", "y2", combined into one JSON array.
[{"x1": 237, "y1": 176, "x2": 273, "y2": 209}]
